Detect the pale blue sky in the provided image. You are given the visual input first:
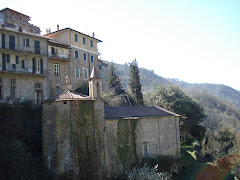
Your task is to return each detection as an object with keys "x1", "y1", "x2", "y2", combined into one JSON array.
[{"x1": 1, "y1": 0, "x2": 240, "y2": 90}]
